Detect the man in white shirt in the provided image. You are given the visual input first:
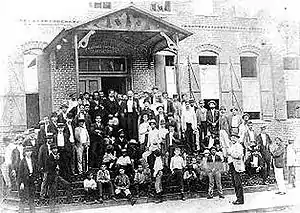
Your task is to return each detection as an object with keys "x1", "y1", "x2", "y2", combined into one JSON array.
[
  {"x1": 229, "y1": 107, "x2": 242, "y2": 136},
  {"x1": 181, "y1": 100, "x2": 197, "y2": 154},
  {"x1": 75, "y1": 118, "x2": 90, "y2": 174}
]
